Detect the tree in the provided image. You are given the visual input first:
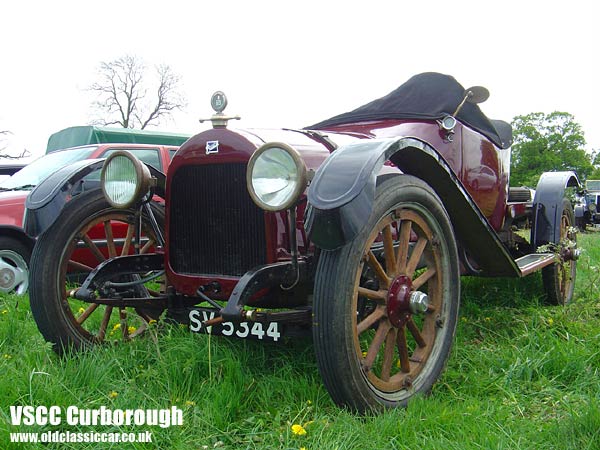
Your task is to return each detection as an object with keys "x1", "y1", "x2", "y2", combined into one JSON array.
[
  {"x1": 89, "y1": 55, "x2": 185, "y2": 129},
  {"x1": 589, "y1": 149, "x2": 600, "y2": 179},
  {"x1": 0, "y1": 130, "x2": 29, "y2": 159},
  {"x1": 510, "y1": 112, "x2": 593, "y2": 187}
]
